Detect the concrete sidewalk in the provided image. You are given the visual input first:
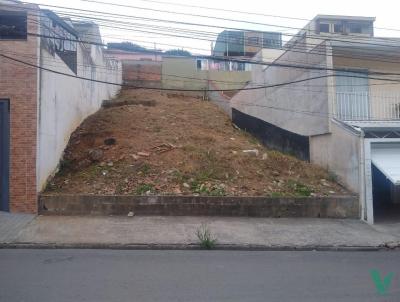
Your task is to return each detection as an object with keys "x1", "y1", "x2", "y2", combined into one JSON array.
[
  {"x1": 0, "y1": 212, "x2": 35, "y2": 243},
  {"x1": 1, "y1": 215, "x2": 400, "y2": 250}
]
